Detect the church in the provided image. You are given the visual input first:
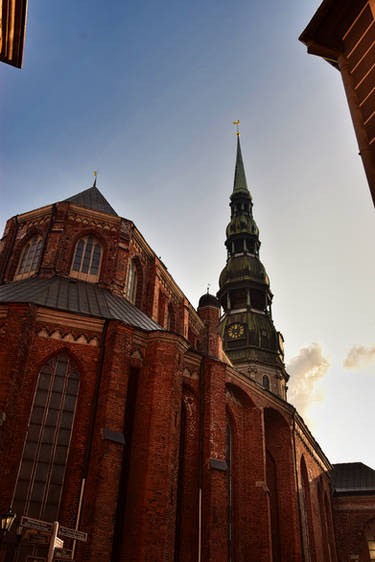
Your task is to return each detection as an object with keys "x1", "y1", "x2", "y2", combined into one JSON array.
[{"x1": 0, "y1": 136, "x2": 374, "y2": 561}]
